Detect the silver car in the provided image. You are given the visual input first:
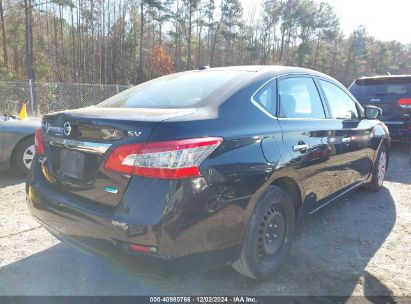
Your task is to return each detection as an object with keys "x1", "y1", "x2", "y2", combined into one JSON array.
[{"x1": 0, "y1": 114, "x2": 40, "y2": 173}]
